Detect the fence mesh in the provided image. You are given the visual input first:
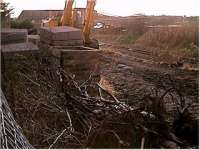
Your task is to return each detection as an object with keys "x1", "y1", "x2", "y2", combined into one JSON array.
[{"x1": 0, "y1": 89, "x2": 33, "y2": 149}]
